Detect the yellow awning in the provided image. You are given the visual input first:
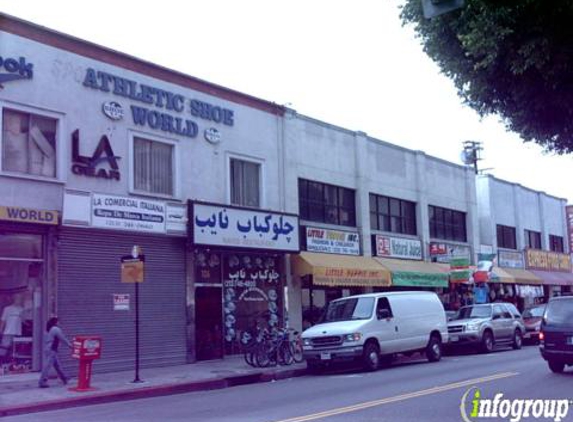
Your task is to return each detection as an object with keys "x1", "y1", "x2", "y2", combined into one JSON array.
[
  {"x1": 501, "y1": 268, "x2": 543, "y2": 285},
  {"x1": 490, "y1": 267, "x2": 515, "y2": 284},
  {"x1": 291, "y1": 252, "x2": 391, "y2": 287}
]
